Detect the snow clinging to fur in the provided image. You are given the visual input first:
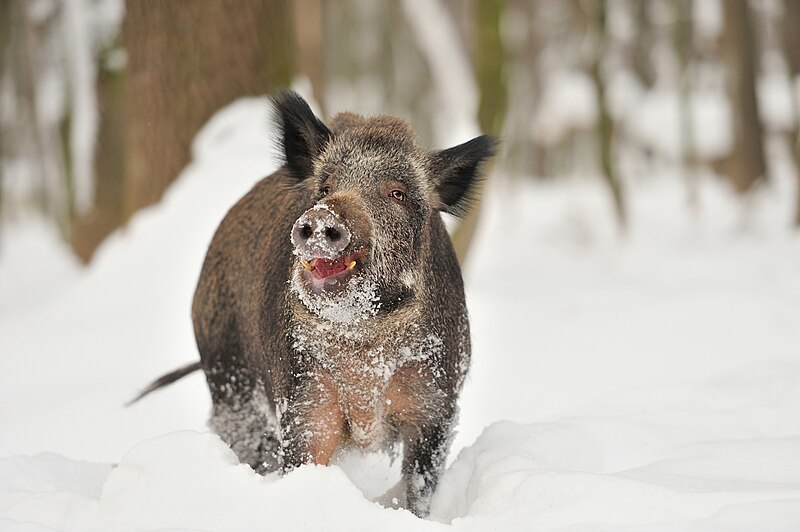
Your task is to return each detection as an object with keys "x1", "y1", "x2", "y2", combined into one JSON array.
[{"x1": 290, "y1": 272, "x2": 380, "y2": 324}]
